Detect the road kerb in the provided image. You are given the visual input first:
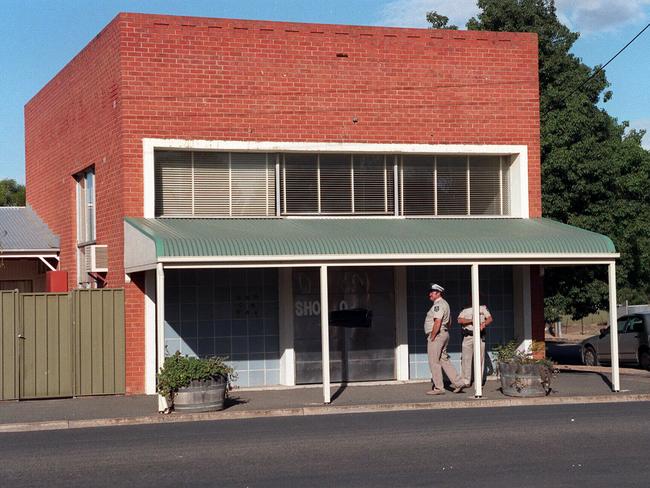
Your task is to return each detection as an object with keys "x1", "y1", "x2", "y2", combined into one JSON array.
[{"x1": 3, "y1": 393, "x2": 650, "y2": 434}]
